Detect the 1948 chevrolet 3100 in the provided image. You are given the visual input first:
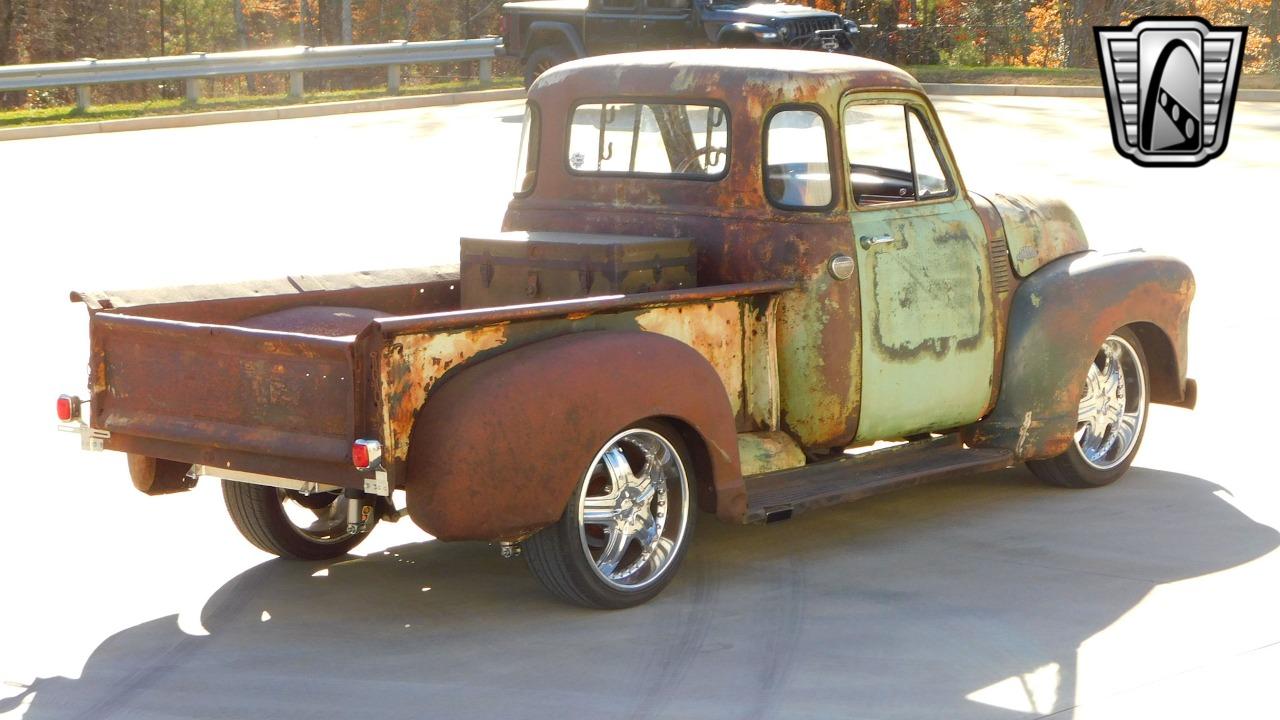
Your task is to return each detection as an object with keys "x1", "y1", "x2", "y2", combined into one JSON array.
[{"x1": 58, "y1": 50, "x2": 1196, "y2": 608}]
